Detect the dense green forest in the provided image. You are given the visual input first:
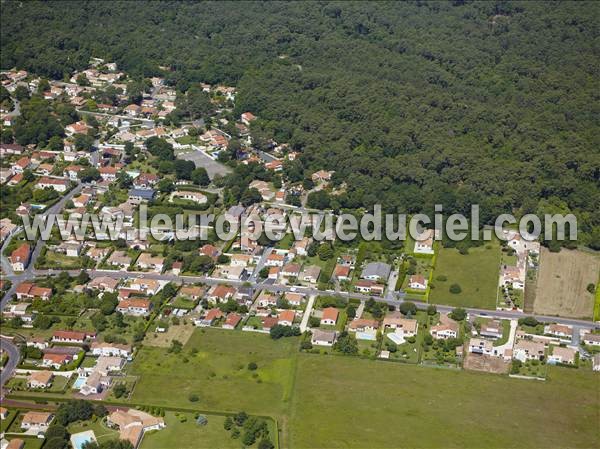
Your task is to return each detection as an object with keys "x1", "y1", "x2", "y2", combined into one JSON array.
[{"x1": 1, "y1": 1, "x2": 599, "y2": 248}]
